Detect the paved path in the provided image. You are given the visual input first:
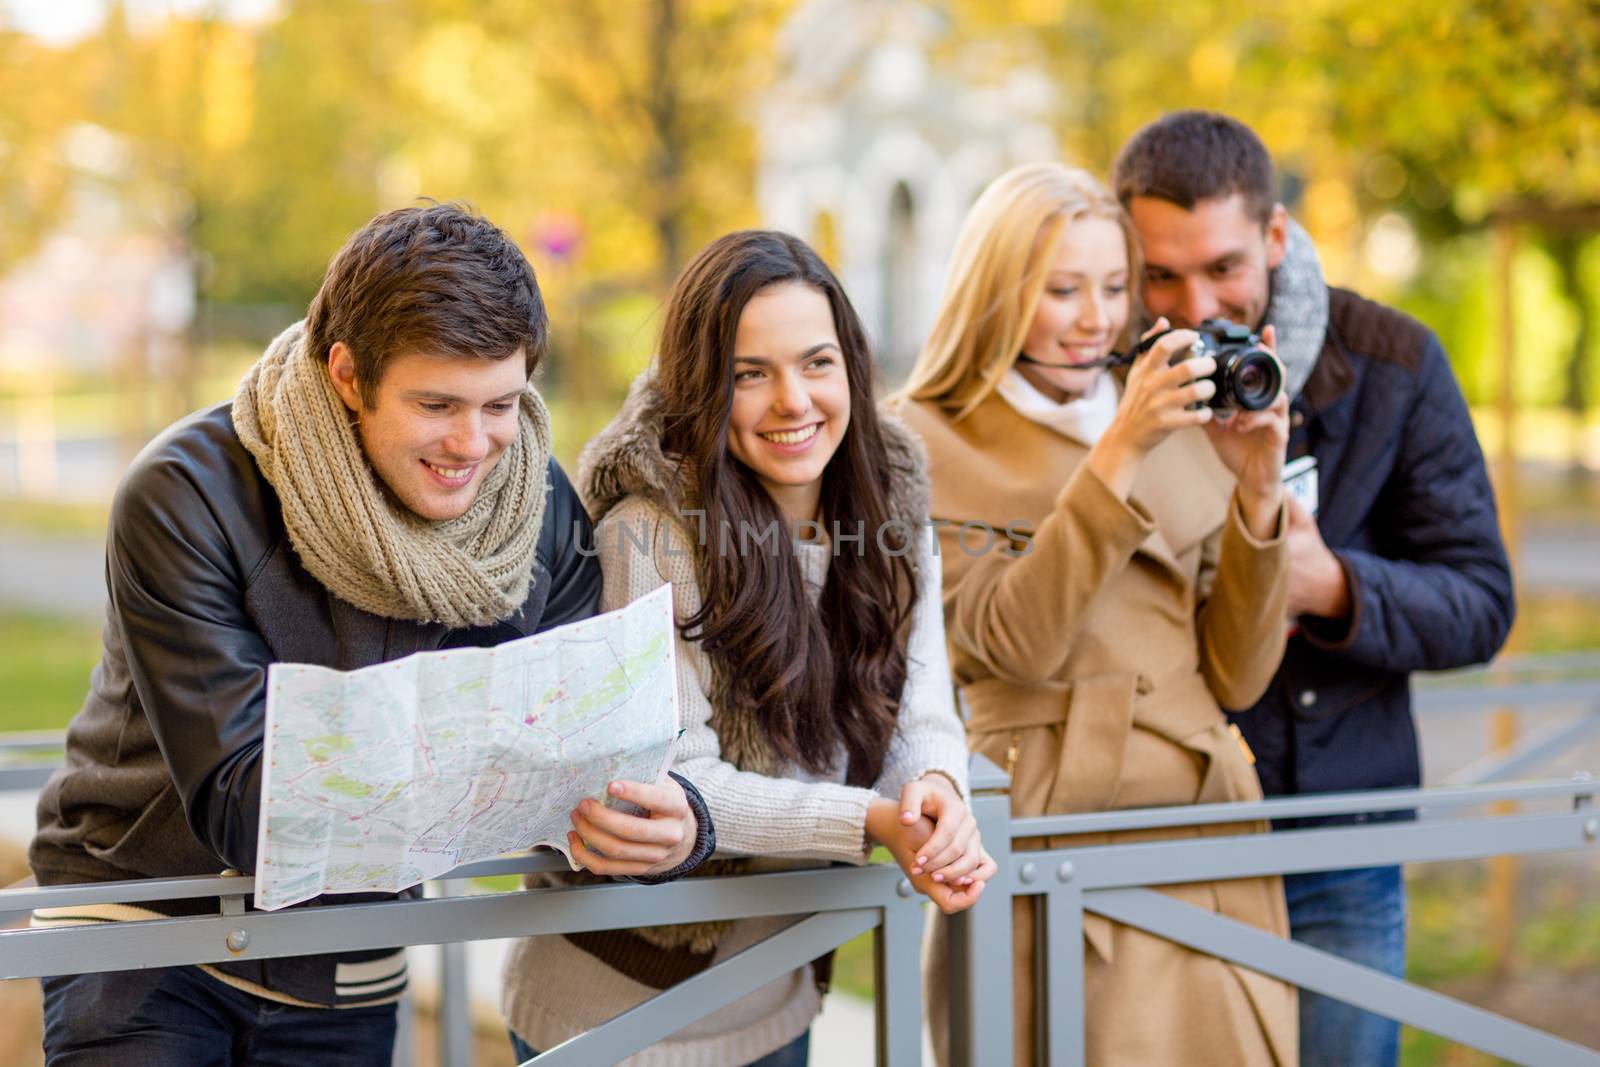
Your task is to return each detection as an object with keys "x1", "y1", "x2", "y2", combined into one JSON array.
[
  {"x1": 1516, "y1": 521, "x2": 1600, "y2": 596},
  {"x1": 4, "y1": 523, "x2": 1597, "y2": 622},
  {"x1": 0, "y1": 532, "x2": 105, "y2": 618}
]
